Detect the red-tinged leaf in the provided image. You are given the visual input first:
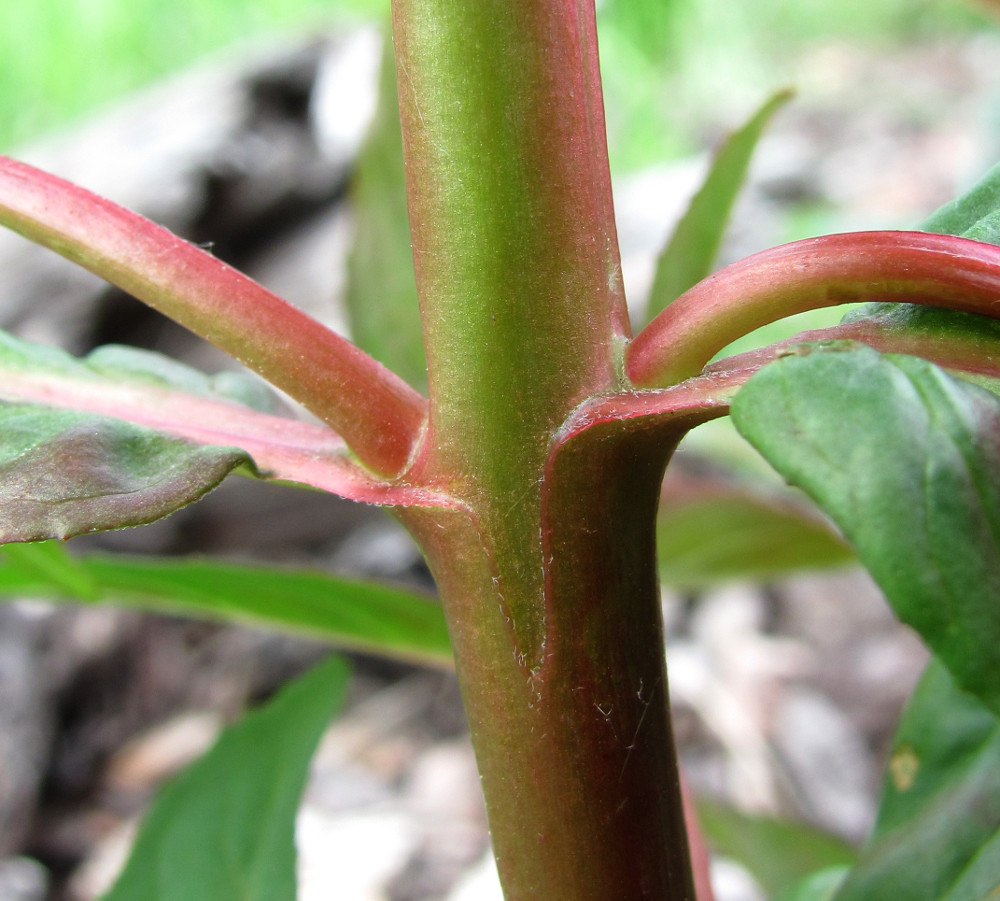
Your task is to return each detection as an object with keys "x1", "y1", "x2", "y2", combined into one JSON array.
[
  {"x1": 0, "y1": 403, "x2": 254, "y2": 542},
  {"x1": 0, "y1": 333, "x2": 459, "y2": 528},
  {"x1": 703, "y1": 300, "x2": 1000, "y2": 397},
  {"x1": 627, "y1": 231, "x2": 1000, "y2": 389},
  {"x1": 0, "y1": 155, "x2": 426, "y2": 476}
]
